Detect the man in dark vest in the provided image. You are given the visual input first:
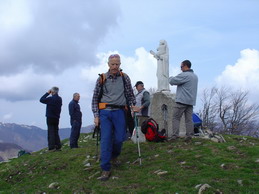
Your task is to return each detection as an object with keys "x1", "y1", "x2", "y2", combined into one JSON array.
[{"x1": 134, "y1": 81, "x2": 150, "y2": 126}]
